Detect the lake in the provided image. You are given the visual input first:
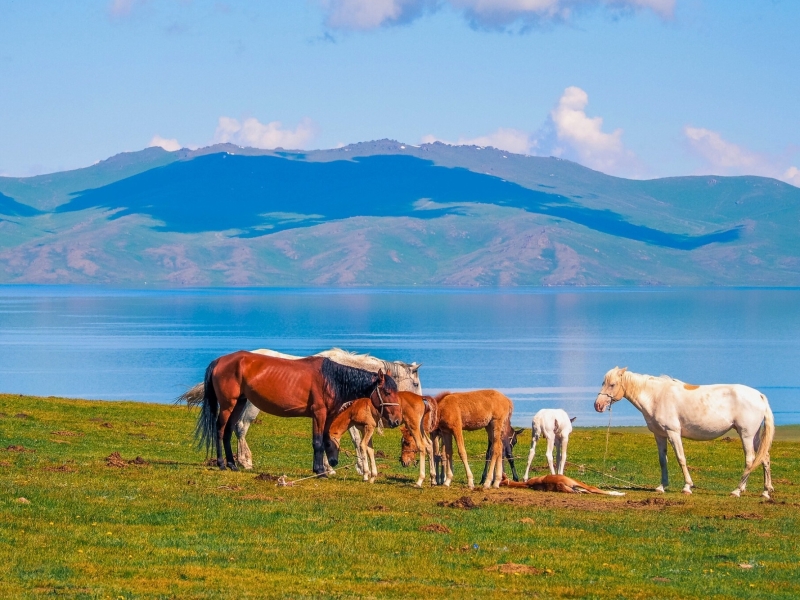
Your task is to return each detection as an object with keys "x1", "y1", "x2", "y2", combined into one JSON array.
[{"x1": 0, "y1": 286, "x2": 798, "y2": 427}]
